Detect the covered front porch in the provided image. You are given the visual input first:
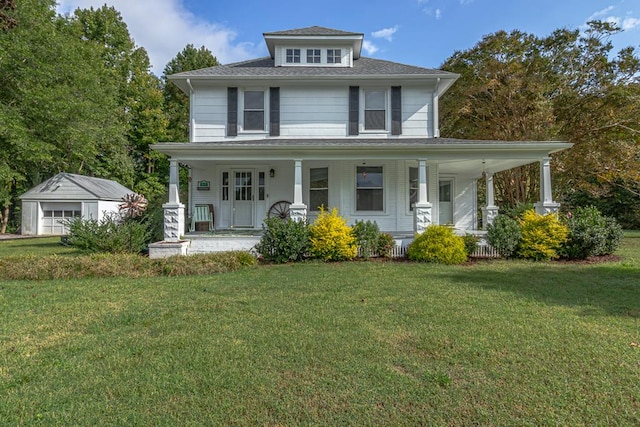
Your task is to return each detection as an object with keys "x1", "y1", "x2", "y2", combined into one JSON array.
[{"x1": 149, "y1": 138, "x2": 571, "y2": 258}]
